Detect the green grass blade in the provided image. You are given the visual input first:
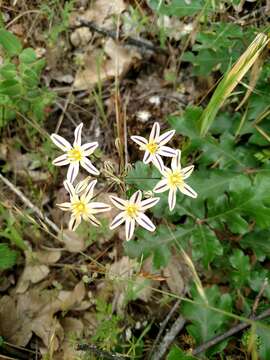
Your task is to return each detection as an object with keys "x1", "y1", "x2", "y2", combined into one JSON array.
[{"x1": 199, "y1": 33, "x2": 269, "y2": 137}]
